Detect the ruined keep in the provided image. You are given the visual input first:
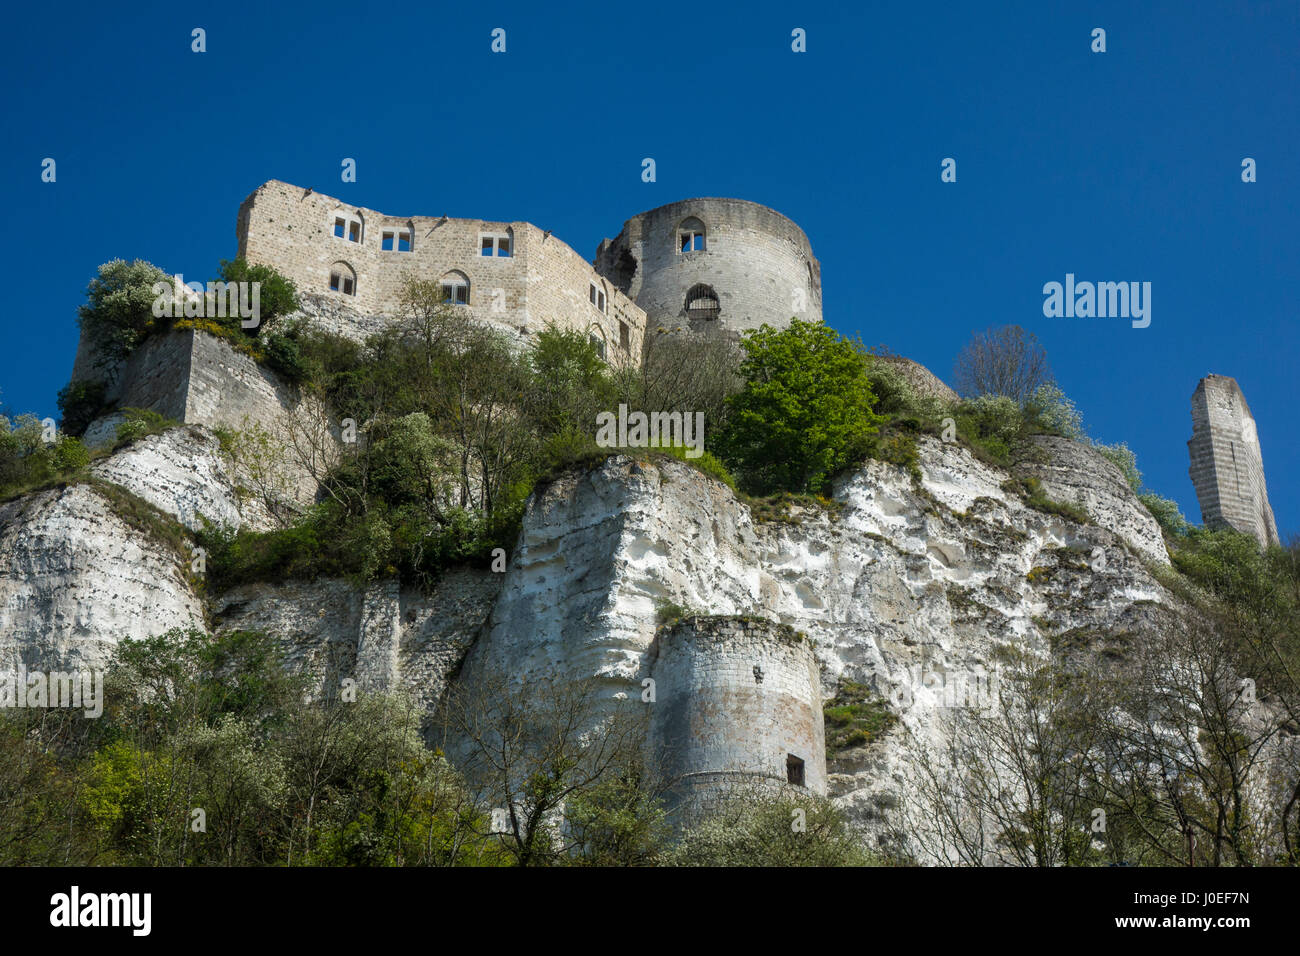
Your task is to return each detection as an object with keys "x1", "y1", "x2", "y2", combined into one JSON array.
[
  {"x1": 647, "y1": 616, "x2": 826, "y2": 814},
  {"x1": 595, "y1": 198, "x2": 823, "y2": 339},
  {"x1": 1188, "y1": 374, "x2": 1280, "y2": 548}
]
